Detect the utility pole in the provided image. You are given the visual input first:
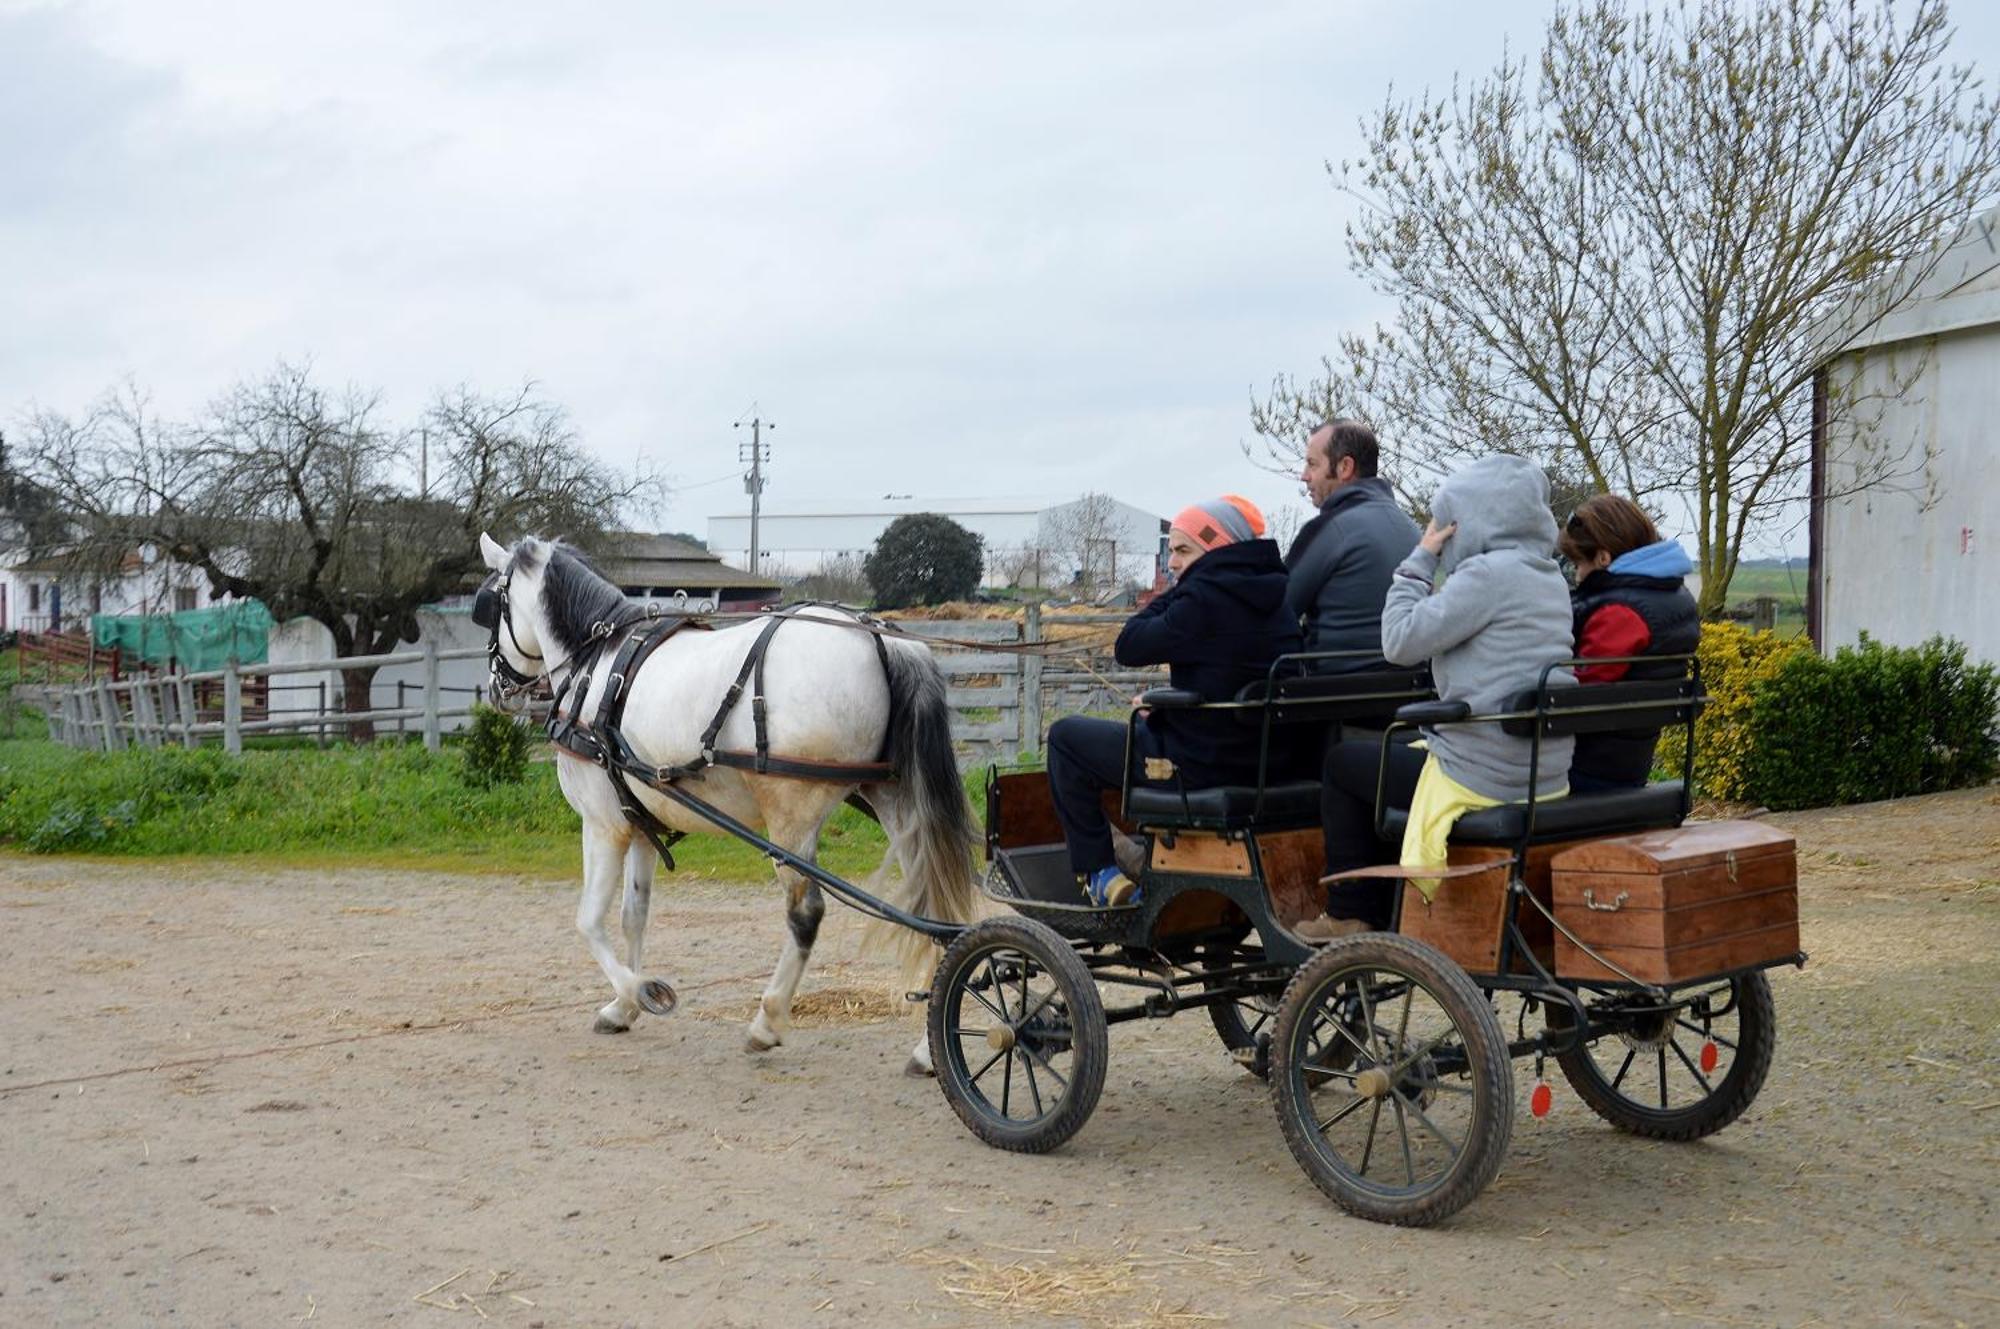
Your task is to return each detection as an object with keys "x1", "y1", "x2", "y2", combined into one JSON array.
[{"x1": 734, "y1": 410, "x2": 775, "y2": 572}]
